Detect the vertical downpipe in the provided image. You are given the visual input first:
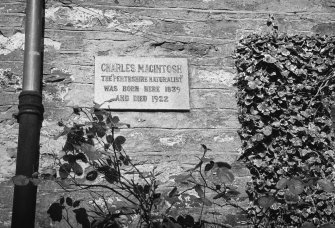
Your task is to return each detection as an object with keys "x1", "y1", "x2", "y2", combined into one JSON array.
[{"x1": 11, "y1": 0, "x2": 44, "y2": 227}]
